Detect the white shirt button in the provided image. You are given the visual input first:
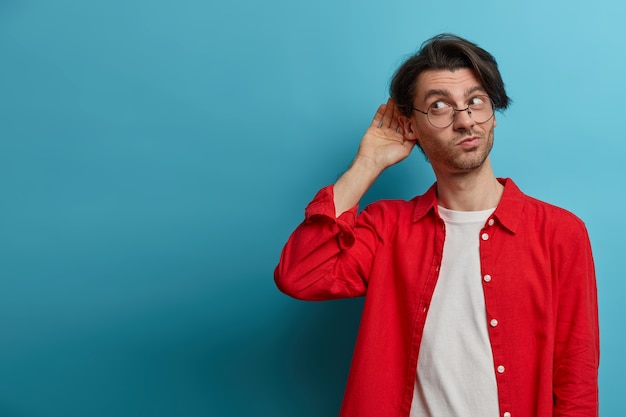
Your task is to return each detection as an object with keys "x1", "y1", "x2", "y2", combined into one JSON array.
[
  {"x1": 503, "y1": 413, "x2": 511, "y2": 417},
  {"x1": 481, "y1": 233, "x2": 489, "y2": 240},
  {"x1": 483, "y1": 274, "x2": 492, "y2": 282},
  {"x1": 488, "y1": 218, "x2": 495, "y2": 226},
  {"x1": 490, "y1": 319, "x2": 499, "y2": 327},
  {"x1": 497, "y1": 365, "x2": 505, "y2": 373}
]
